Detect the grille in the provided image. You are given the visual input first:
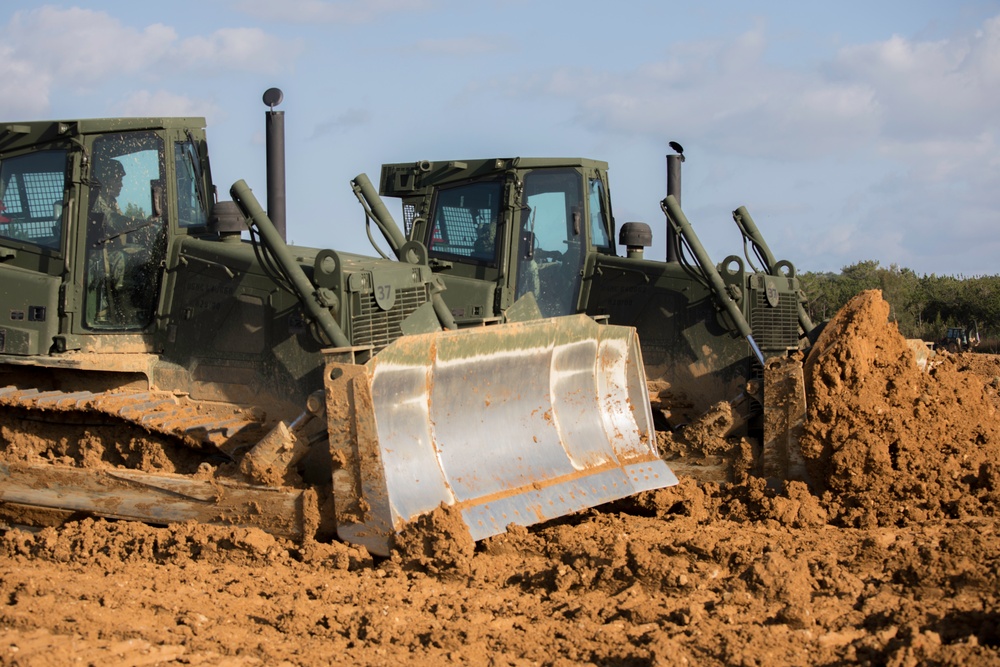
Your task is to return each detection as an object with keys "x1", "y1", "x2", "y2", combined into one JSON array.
[
  {"x1": 352, "y1": 285, "x2": 429, "y2": 351},
  {"x1": 749, "y1": 287, "x2": 799, "y2": 352},
  {"x1": 403, "y1": 203, "x2": 417, "y2": 237},
  {"x1": 4, "y1": 171, "x2": 63, "y2": 218},
  {"x1": 1, "y1": 171, "x2": 64, "y2": 248},
  {"x1": 431, "y1": 206, "x2": 480, "y2": 257}
]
